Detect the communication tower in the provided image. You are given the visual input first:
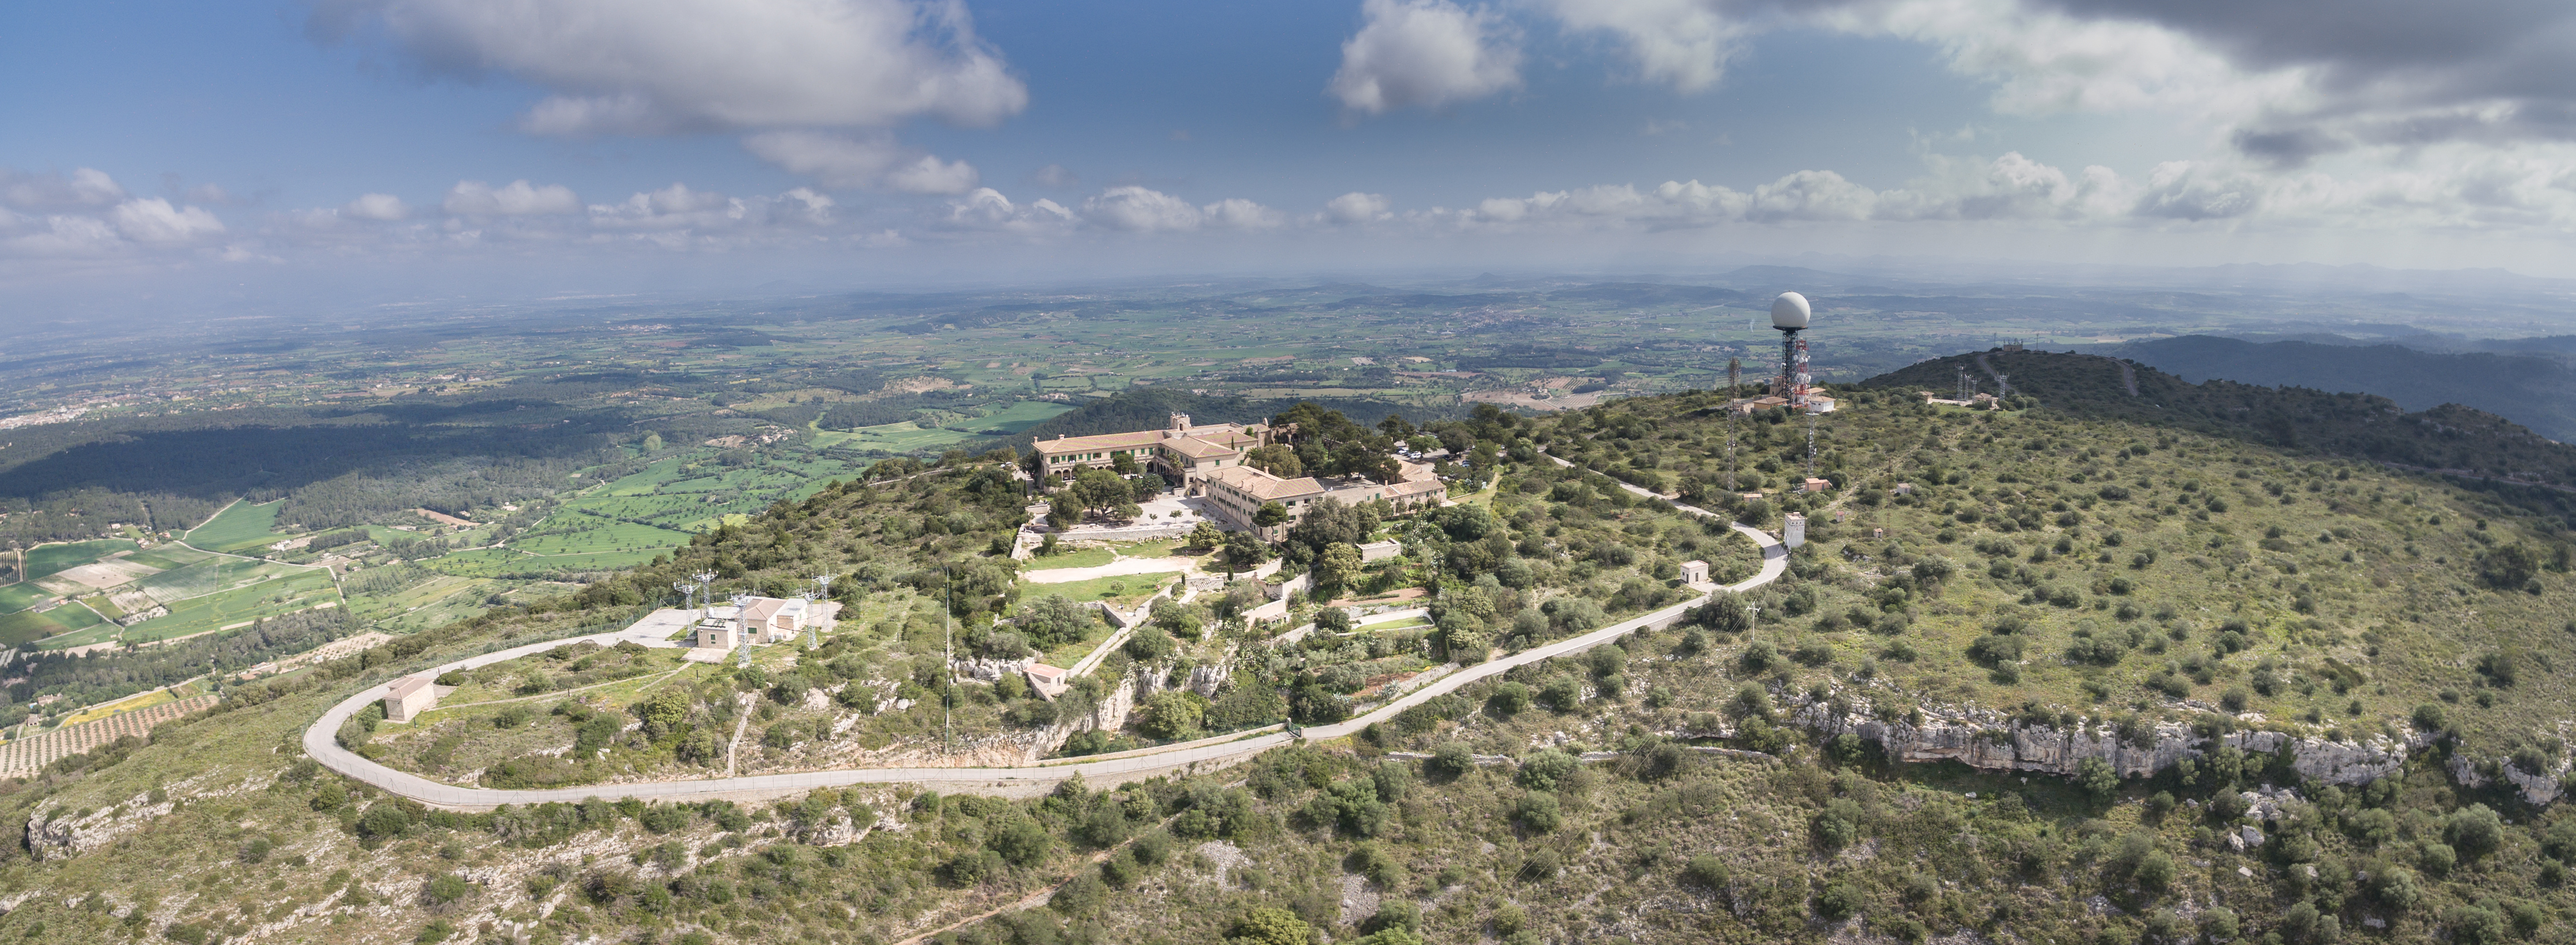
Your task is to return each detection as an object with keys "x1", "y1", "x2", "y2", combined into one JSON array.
[
  {"x1": 1770, "y1": 292, "x2": 1814, "y2": 411},
  {"x1": 731, "y1": 592, "x2": 753, "y2": 668}
]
